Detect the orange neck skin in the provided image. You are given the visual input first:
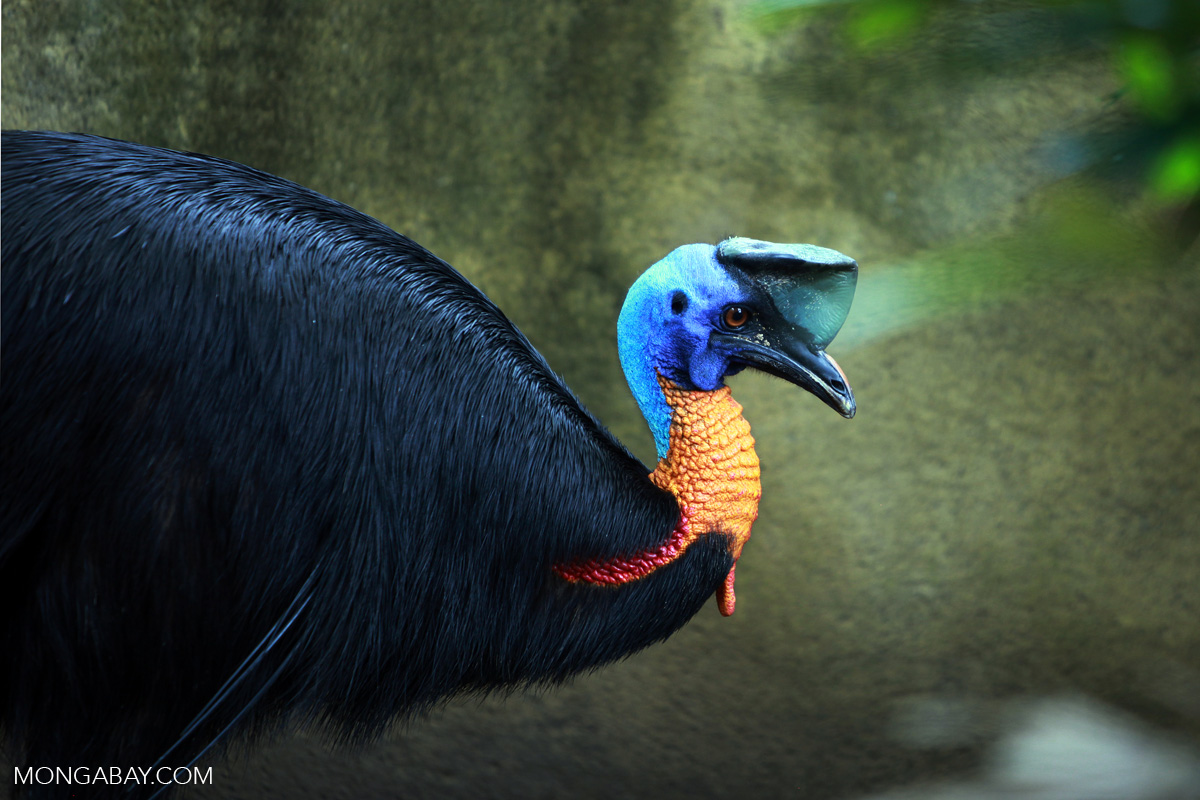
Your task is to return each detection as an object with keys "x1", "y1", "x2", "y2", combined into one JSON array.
[{"x1": 553, "y1": 375, "x2": 761, "y2": 616}]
